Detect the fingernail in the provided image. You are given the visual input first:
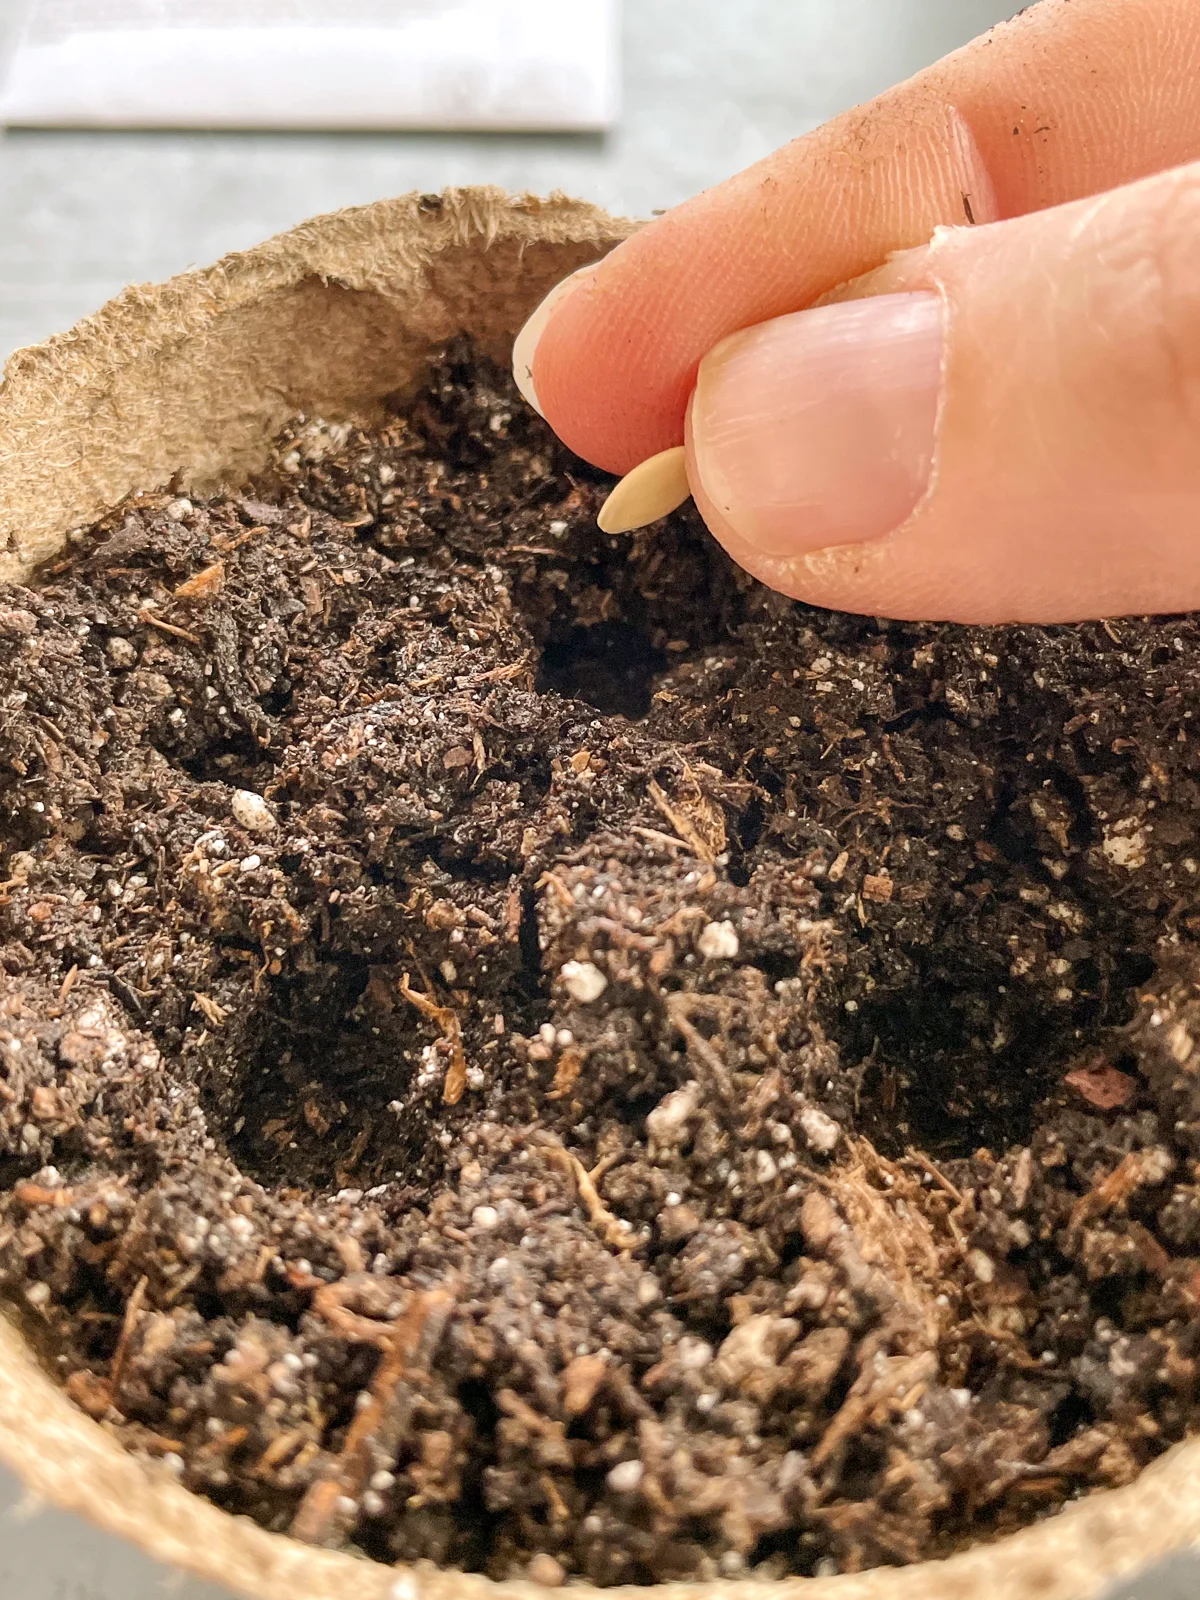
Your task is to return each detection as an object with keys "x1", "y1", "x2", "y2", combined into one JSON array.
[
  {"x1": 512, "y1": 262, "x2": 601, "y2": 416},
  {"x1": 690, "y1": 292, "x2": 945, "y2": 557}
]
